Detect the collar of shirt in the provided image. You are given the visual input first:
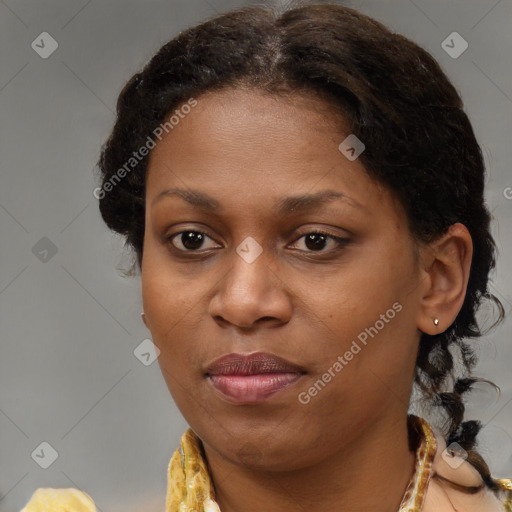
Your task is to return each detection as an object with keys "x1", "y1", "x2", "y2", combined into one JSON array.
[{"x1": 165, "y1": 414, "x2": 512, "y2": 512}]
